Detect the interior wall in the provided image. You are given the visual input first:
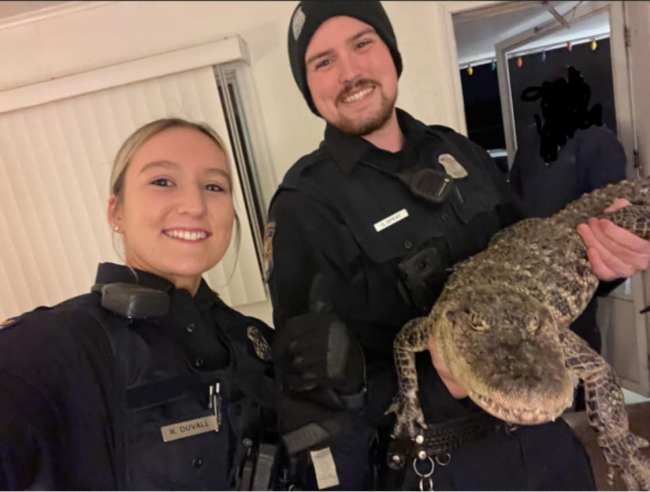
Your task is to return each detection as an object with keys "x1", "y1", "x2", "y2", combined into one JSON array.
[
  {"x1": 0, "y1": 1, "x2": 465, "y2": 185},
  {"x1": 0, "y1": 1, "x2": 466, "y2": 324}
]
